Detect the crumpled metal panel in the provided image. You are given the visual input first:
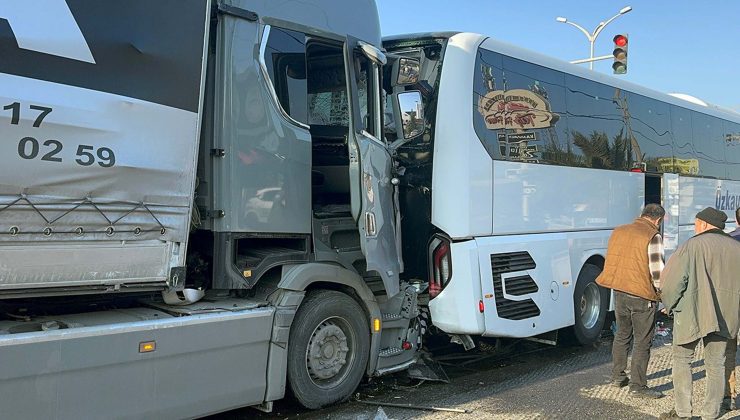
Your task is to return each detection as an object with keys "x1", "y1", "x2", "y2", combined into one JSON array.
[{"x1": 357, "y1": 136, "x2": 402, "y2": 296}]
